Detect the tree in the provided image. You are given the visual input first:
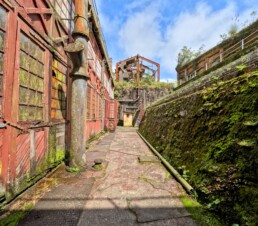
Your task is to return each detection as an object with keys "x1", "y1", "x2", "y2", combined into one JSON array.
[{"x1": 177, "y1": 45, "x2": 205, "y2": 67}]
